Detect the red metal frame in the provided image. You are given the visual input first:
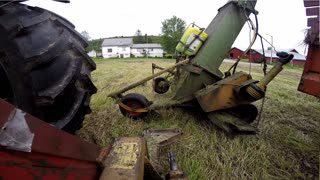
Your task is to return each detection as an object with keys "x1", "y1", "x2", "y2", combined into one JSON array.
[
  {"x1": 0, "y1": 149, "x2": 100, "y2": 180},
  {"x1": 298, "y1": 1, "x2": 320, "y2": 98},
  {"x1": 298, "y1": 45, "x2": 320, "y2": 97},
  {"x1": 0, "y1": 99, "x2": 103, "y2": 179}
]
